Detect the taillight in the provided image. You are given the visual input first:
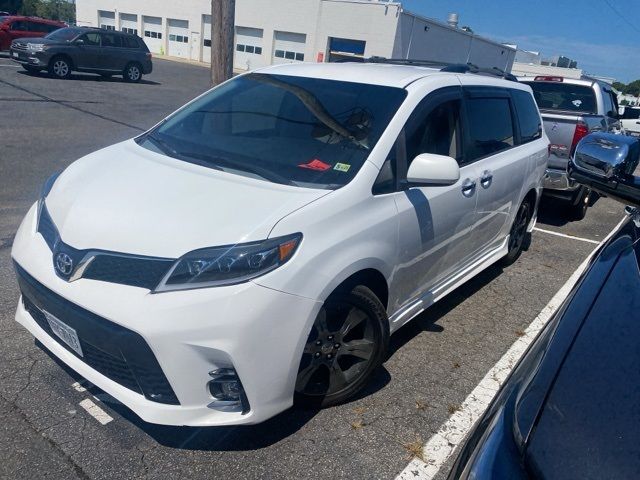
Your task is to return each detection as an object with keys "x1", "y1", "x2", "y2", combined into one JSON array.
[
  {"x1": 570, "y1": 121, "x2": 589, "y2": 156},
  {"x1": 146, "y1": 52, "x2": 152, "y2": 59},
  {"x1": 534, "y1": 75, "x2": 563, "y2": 82}
]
